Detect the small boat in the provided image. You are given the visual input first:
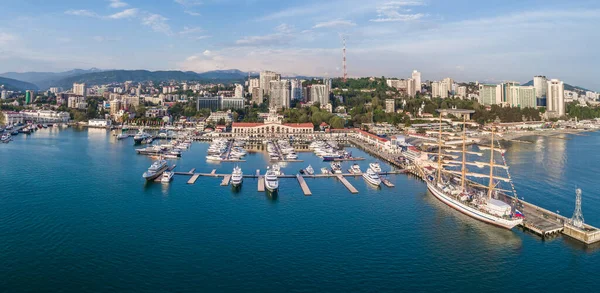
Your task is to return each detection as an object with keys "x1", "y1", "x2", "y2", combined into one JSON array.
[
  {"x1": 264, "y1": 167, "x2": 279, "y2": 193},
  {"x1": 161, "y1": 171, "x2": 174, "y2": 183},
  {"x1": 330, "y1": 162, "x2": 342, "y2": 174},
  {"x1": 163, "y1": 154, "x2": 180, "y2": 159},
  {"x1": 142, "y1": 159, "x2": 168, "y2": 181},
  {"x1": 133, "y1": 128, "x2": 151, "y2": 144},
  {"x1": 305, "y1": 165, "x2": 314, "y2": 175},
  {"x1": 321, "y1": 167, "x2": 330, "y2": 174},
  {"x1": 349, "y1": 164, "x2": 361, "y2": 174},
  {"x1": 206, "y1": 155, "x2": 223, "y2": 161},
  {"x1": 362, "y1": 168, "x2": 382, "y2": 186},
  {"x1": 369, "y1": 162, "x2": 382, "y2": 173},
  {"x1": 272, "y1": 164, "x2": 284, "y2": 176},
  {"x1": 231, "y1": 166, "x2": 243, "y2": 187},
  {"x1": 1, "y1": 133, "x2": 11, "y2": 143},
  {"x1": 117, "y1": 133, "x2": 129, "y2": 140}
]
